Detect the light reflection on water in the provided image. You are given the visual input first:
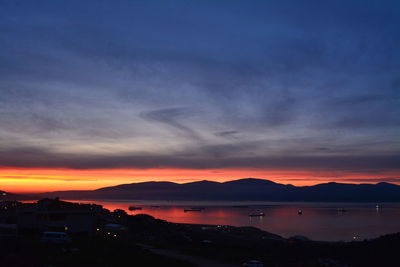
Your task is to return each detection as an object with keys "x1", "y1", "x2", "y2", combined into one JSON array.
[{"x1": 68, "y1": 200, "x2": 400, "y2": 241}]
